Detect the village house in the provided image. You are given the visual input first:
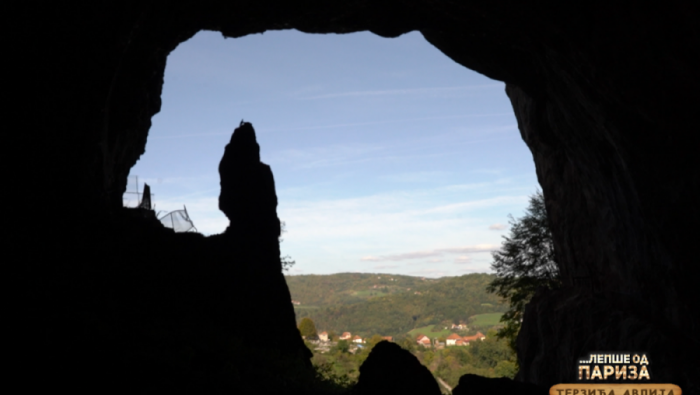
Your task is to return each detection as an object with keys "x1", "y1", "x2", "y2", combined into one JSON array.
[
  {"x1": 291, "y1": 300, "x2": 301, "y2": 305},
  {"x1": 451, "y1": 323, "x2": 467, "y2": 330},
  {"x1": 381, "y1": 336, "x2": 393, "y2": 342},
  {"x1": 318, "y1": 331, "x2": 329, "y2": 342},
  {"x1": 352, "y1": 335, "x2": 365, "y2": 344},
  {"x1": 415, "y1": 334, "x2": 431, "y2": 347},
  {"x1": 446, "y1": 333, "x2": 462, "y2": 346},
  {"x1": 339, "y1": 332, "x2": 352, "y2": 341},
  {"x1": 461, "y1": 331, "x2": 486, "y2": 345}
]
